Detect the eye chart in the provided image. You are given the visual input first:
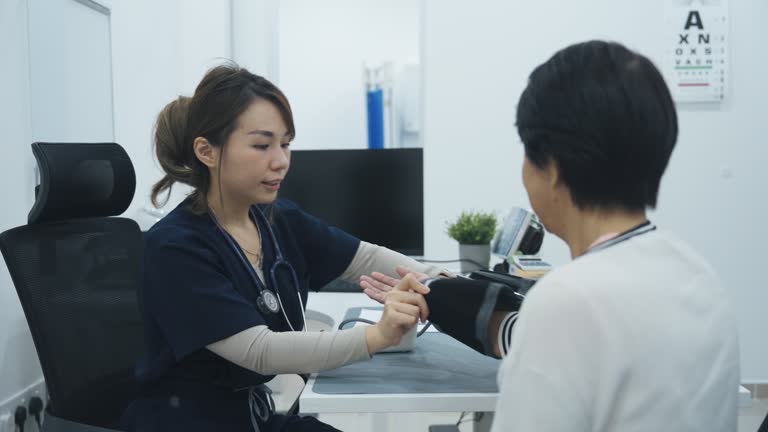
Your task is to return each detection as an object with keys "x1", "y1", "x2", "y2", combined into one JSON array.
[{"x1": 665, "y1": 0, "x2": 729, "y2": 103}]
